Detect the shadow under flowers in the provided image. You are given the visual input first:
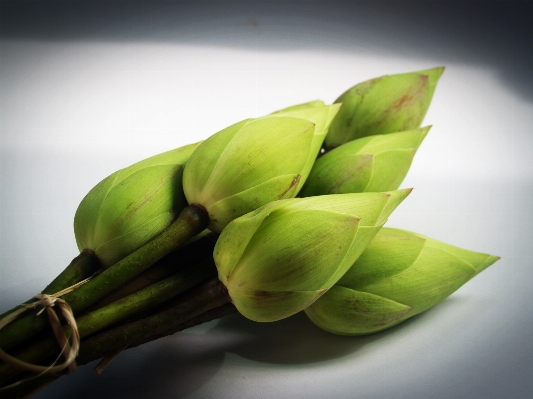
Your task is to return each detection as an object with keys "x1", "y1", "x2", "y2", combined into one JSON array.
[
  {"x1": 34, "y1": 296, "x2": 464, "y2": 399},
  {"x1": 34, "y1": 335, "x2": 227, "y2": 399}
]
